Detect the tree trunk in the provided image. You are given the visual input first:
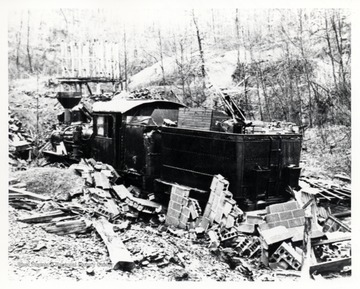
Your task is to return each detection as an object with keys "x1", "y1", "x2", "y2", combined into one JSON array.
[
  {"x1": 26, "y1": 10, "x2": 33, "y2": 73},
  {"x1": 235, "y1": 9, "x2": 241, "y2": 66},
  {"x1": 331, "y1": 11, "x2": 346, "y2": 87},
  {"x1": 192, "y1": 10, "x2": 206, "y2": 102},
  {"x1": 123, "y1": 30, "x2": 128, "y2": 91},
  {"x1": 211, "y1": 9, "x2": 217, "y2": 43},
  {"x1": 298, "y1": 10, "x2": 313, "y2": 127},
  {"x1": 324, "y1": 11, "x2": 338, "y2": 90},
  {"x1": 192, "y1": 10, "x2": 206, "y2": 80},
  {"x1": 158, "y1": 29, "x2": 166, "y2": 85},
  {"x1": 16, "y1": 12, "x2": 23, "y2": 76}
]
